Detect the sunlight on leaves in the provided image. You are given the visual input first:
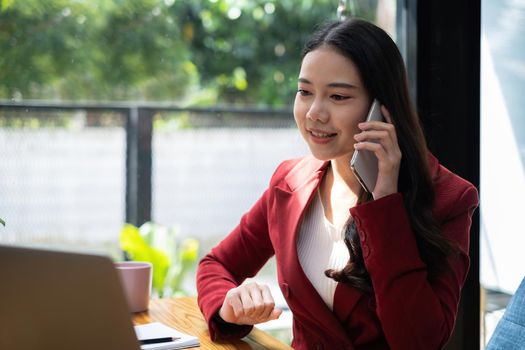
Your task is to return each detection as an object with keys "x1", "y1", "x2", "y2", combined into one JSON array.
[
  {"x1": 119, "y1": 222, "x2": 199, "y2": 298},
  {"x1": 0, "y1": 0, "x2": 14, "y2": 11}
]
